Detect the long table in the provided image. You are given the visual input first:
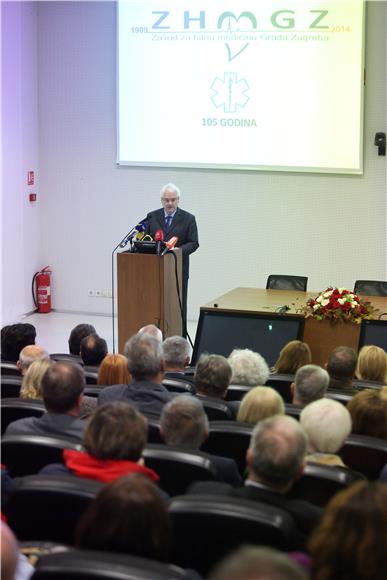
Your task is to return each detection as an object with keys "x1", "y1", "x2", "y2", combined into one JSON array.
[{"x1": 201, "y1": 288, "x2": 387, "y2": 367}]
